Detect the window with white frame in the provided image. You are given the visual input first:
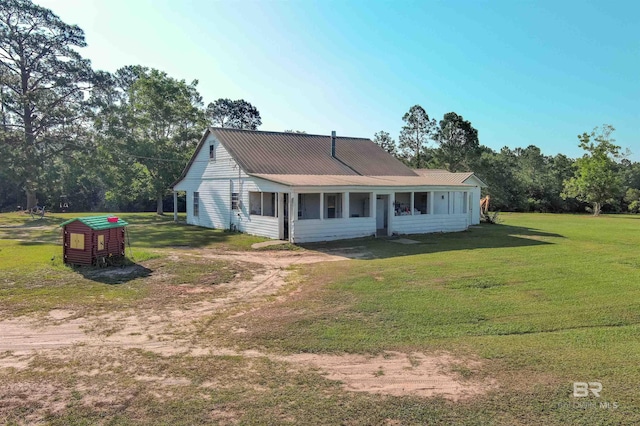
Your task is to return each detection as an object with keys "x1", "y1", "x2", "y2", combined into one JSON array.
[
  {"x1": 249, "y1": 192, "x2": 277, "y2": 217},
  {"x1": 349, "y1": 193, "x2": 371, "y2": 217},
  {"x1": 193, "y1": 192, "x2": 199, "y2": 217},
  {"x1": 298, "y1": 193, "x2": 320, "y2": 219},
  {"x1": 231, "y1": 192, "x2": 239, "y2": 210},
  {"x1": 324, "y1": 193, "x2": 343, "y2": 219},
  {"x1": 209, "y1": 143, "x2": 215, "y2": 160}
]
